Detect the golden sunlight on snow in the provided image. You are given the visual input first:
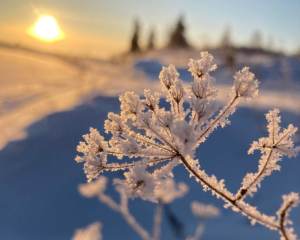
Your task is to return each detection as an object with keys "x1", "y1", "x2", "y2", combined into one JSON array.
[
  {"x1": 0, "y1": 48, "x2": 147, "y2": 150},
  {"x1": 30, "y1": 15, "x2": 64, "y2": 41}
]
